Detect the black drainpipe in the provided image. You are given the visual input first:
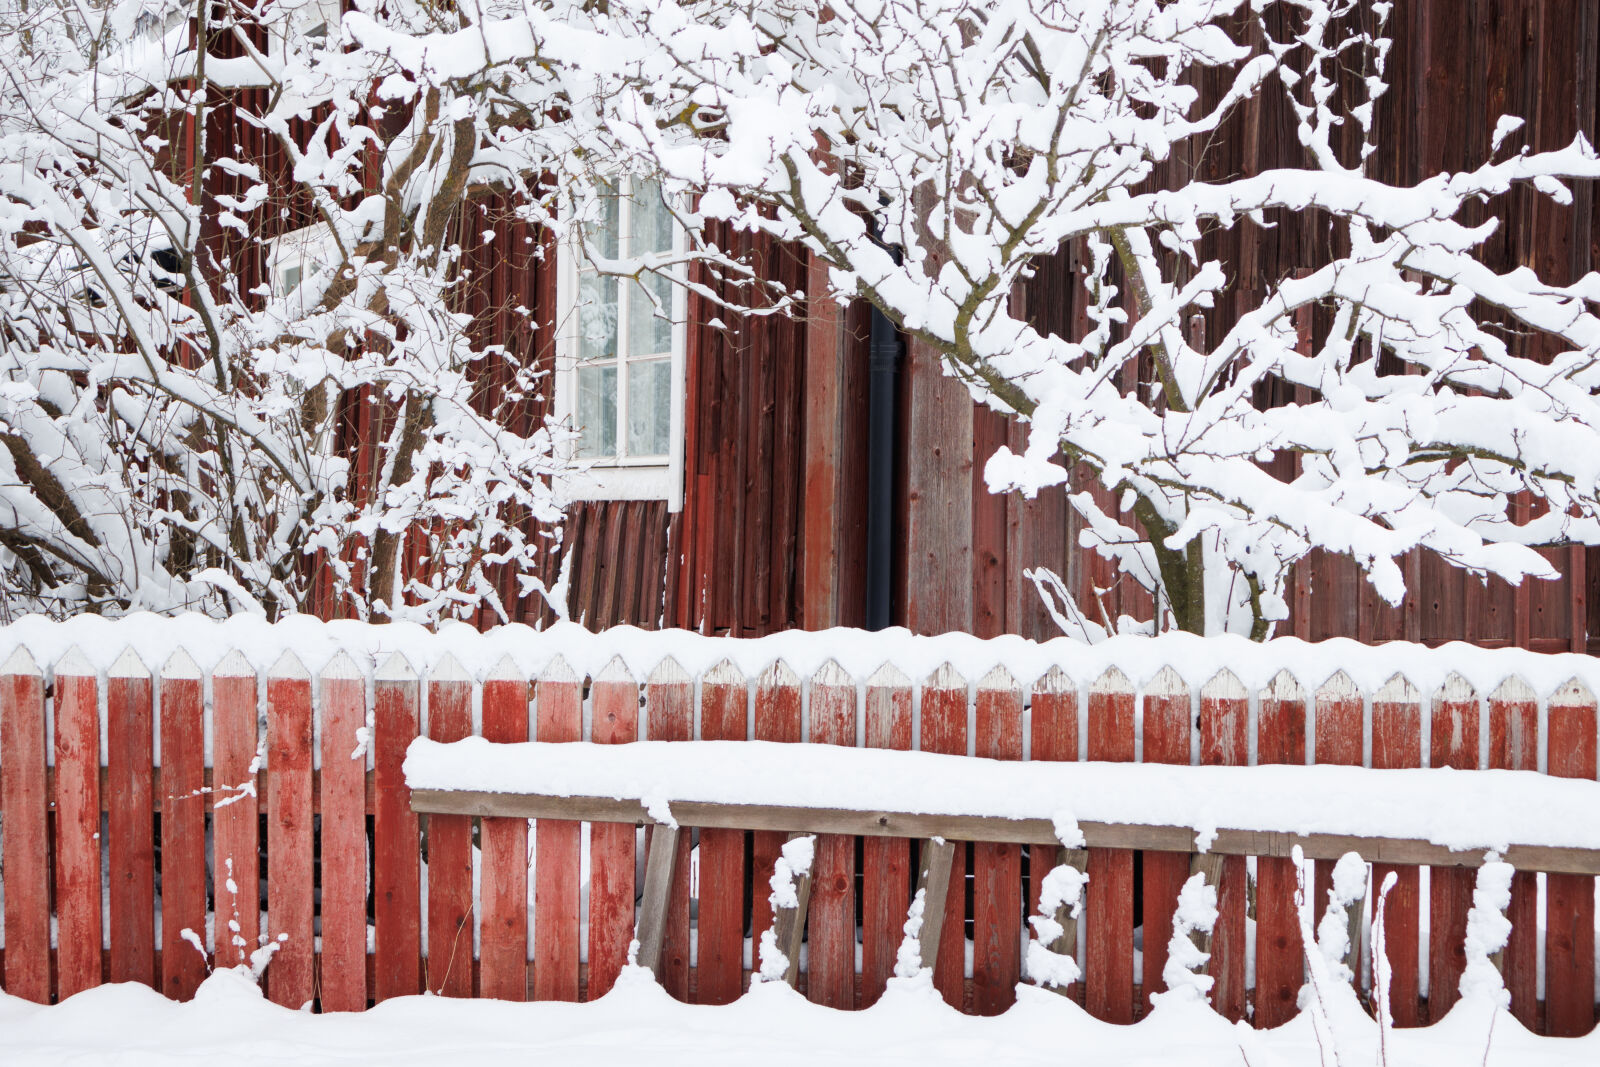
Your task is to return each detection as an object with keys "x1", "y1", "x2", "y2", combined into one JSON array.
[{"x1": 864, "y1": 303, "x2": 901, "y2": 632}]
